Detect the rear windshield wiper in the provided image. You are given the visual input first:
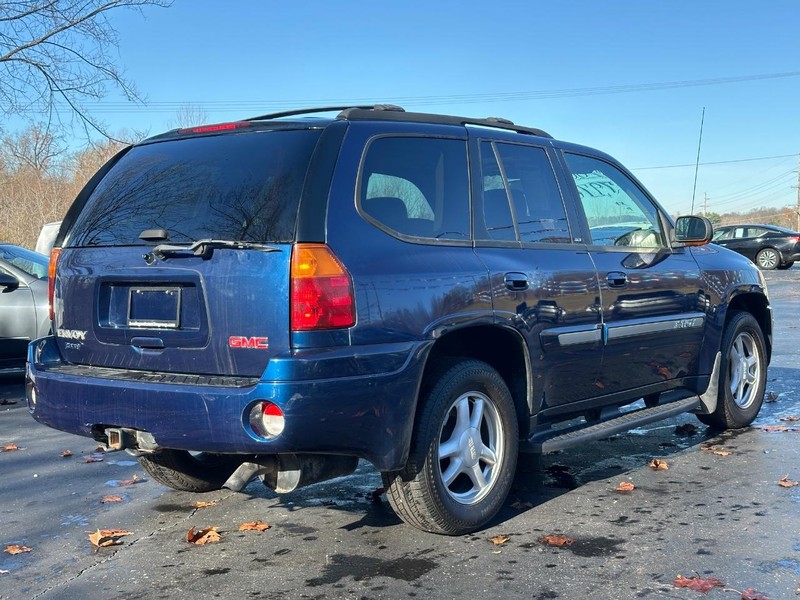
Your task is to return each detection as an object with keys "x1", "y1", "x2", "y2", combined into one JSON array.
[{"x1": 151, "y1": 239, "x2": 281, "y2": 260}]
